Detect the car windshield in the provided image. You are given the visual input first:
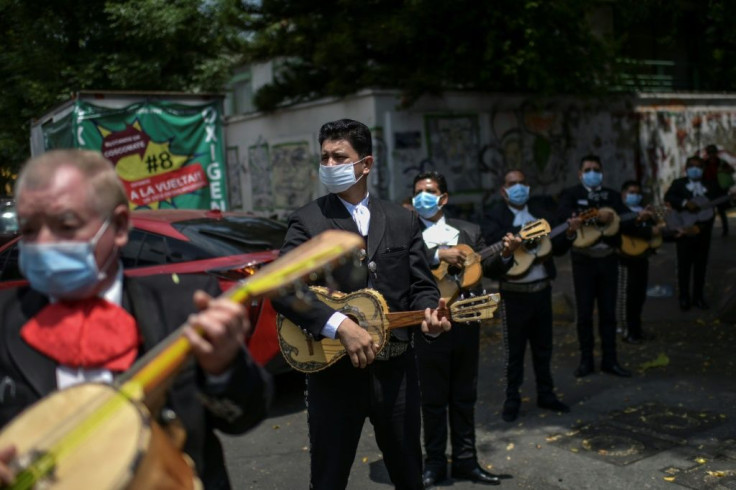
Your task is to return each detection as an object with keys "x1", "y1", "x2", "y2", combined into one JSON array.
[{"x1": 171, "y1": 216, "x2": 287, "y2": 256}]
